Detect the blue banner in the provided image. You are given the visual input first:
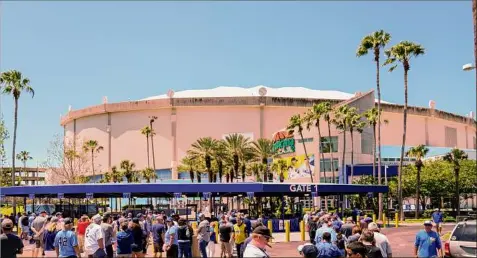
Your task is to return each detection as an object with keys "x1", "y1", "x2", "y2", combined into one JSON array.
[
  {"x1": 203, "y1": 192, "x2": 211, "y2": 199},
  {"x1": 123, "y1": 192, "x2": 131, "y2": 199},
  {"x1": 173, "y1": 192, "x2": 182, "y2": 199},
  {"x1": 246, "y1": 192, "x2": 254, "y2": 199},
  {"x1": 29, "y1": 194, "x2": 35, "y2": 199},
  {"x1": 57, "y1": 193, "x2": 64, "y2": 199},
  {"x1": 86, "y1": 193, "x2": 94, "y2": 199}
]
